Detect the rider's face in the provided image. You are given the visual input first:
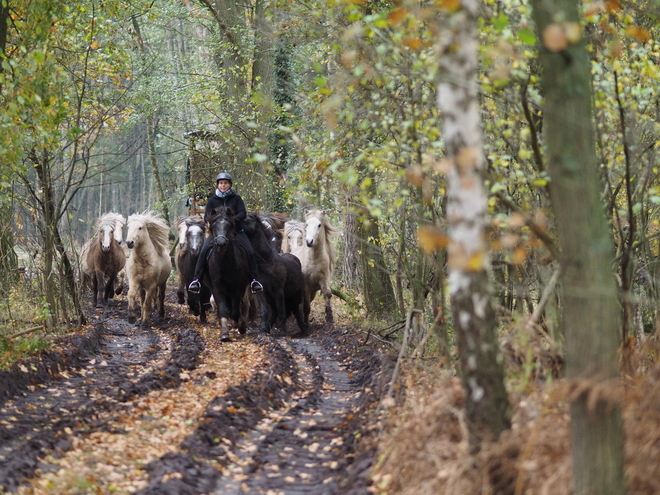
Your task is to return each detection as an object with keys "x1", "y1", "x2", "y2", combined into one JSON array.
[{"x1": 217, "y1": 180, "x2": 231, "y2": 192}]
